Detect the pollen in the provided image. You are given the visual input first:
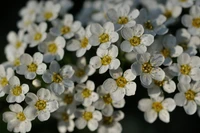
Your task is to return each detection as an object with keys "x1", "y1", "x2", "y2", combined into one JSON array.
[
  {"x1": 144, "y1": 20, "x2": 153, "y2": 30},
  {"x1": 61, "y1": 26, "x2": 70, "y2": 35},
  {"x1": 15, "y1": 41, "x2": 22, "y2": 48},
  {"x1": 52, "y1": 73, "x2": 63, "y2": 83},
  {"x1": 118, "y1": 16, "x2": 129, "y2": 24},
  {"x1": 103, "y1": 94, "x2": 112, "y2": 104},
  {"x1": 14, "y1": 58, "x2": 20, "y2": 66},
  {"x1": 62, "y1": 113, "x2": 69, "y2": 122},
  {"x1": 154, "y1": 80, "x2": 165, "y2": 87},
  {"x1": 103, "y1": 116, "x2": 113, "y2": 125},
  {"x1": 63, "y1": 94, "x2": 73, "y2": 104},
  {"x1": 82, "y1": 88, "x2": 91, "y2": 98},
  {"x1": 179, "y1": 0, "x2": 187, "y2": 2},
  {"x1": 75, "y1": 69, "x2": 85, "y2": 77},
  {"x1": 142, "y1": 62, "x2": 152, "y2": 73},
  {"x1": 80, "y1": 37, "x2": 89, "y2": 48},
  {"x1": 35, "y1": 100, "x2": 47, "y2": 111},
  {"x1": 152, "y1": 102, "x2": 163, "y2": 112},
  {"x1": 0, "y1": 77, "x2": 8, "y2": 87},
  {"x1": 12, "y1": 86, "x2": 22, "y2": 96},
  {"x1": 99, "y1": 33, "x2": 109, "y2": 43},
  {"x1": 34, "y1": 33, "x2": 42, "y2": 41},
  {"x1": 116, "y1": 77, "x2": 127, "y2": 88},
  {"x1": 164, "y1": 10, "x2": 172, "y2": 19},
  {"x1": 83, "y1": 111, "x2": 93, "y2": 121},
  {"x1": 44, "y1": 12, "x2": 53, "y2": 20},
  {"x1": 129, "y1": 36, "x2": 141, "y2": 46},
  {"x1": 101, "y1": 55, "x2": 112, "y2": 65},
  {"x1": 27, "y1": 63, "x2": 38, "y2": 72},
  {"x1": 161, "y1": 48, "x2": 170, "y2": 57},
  {"x1": 16, "y1": 112, "x2": 26, "y2": 121},
  {"x1": 192, "y1": 18, "x2": 200, "y2": 28},
  {"x1": 48, "y1": 43, "x2": 58, "y2": 54},
  {"x1": 180, "y1": 64, "x2": 191, "y2": 75},
  {"x1": 185, "y1": 89, "x2": 196, "y2": 100}
]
